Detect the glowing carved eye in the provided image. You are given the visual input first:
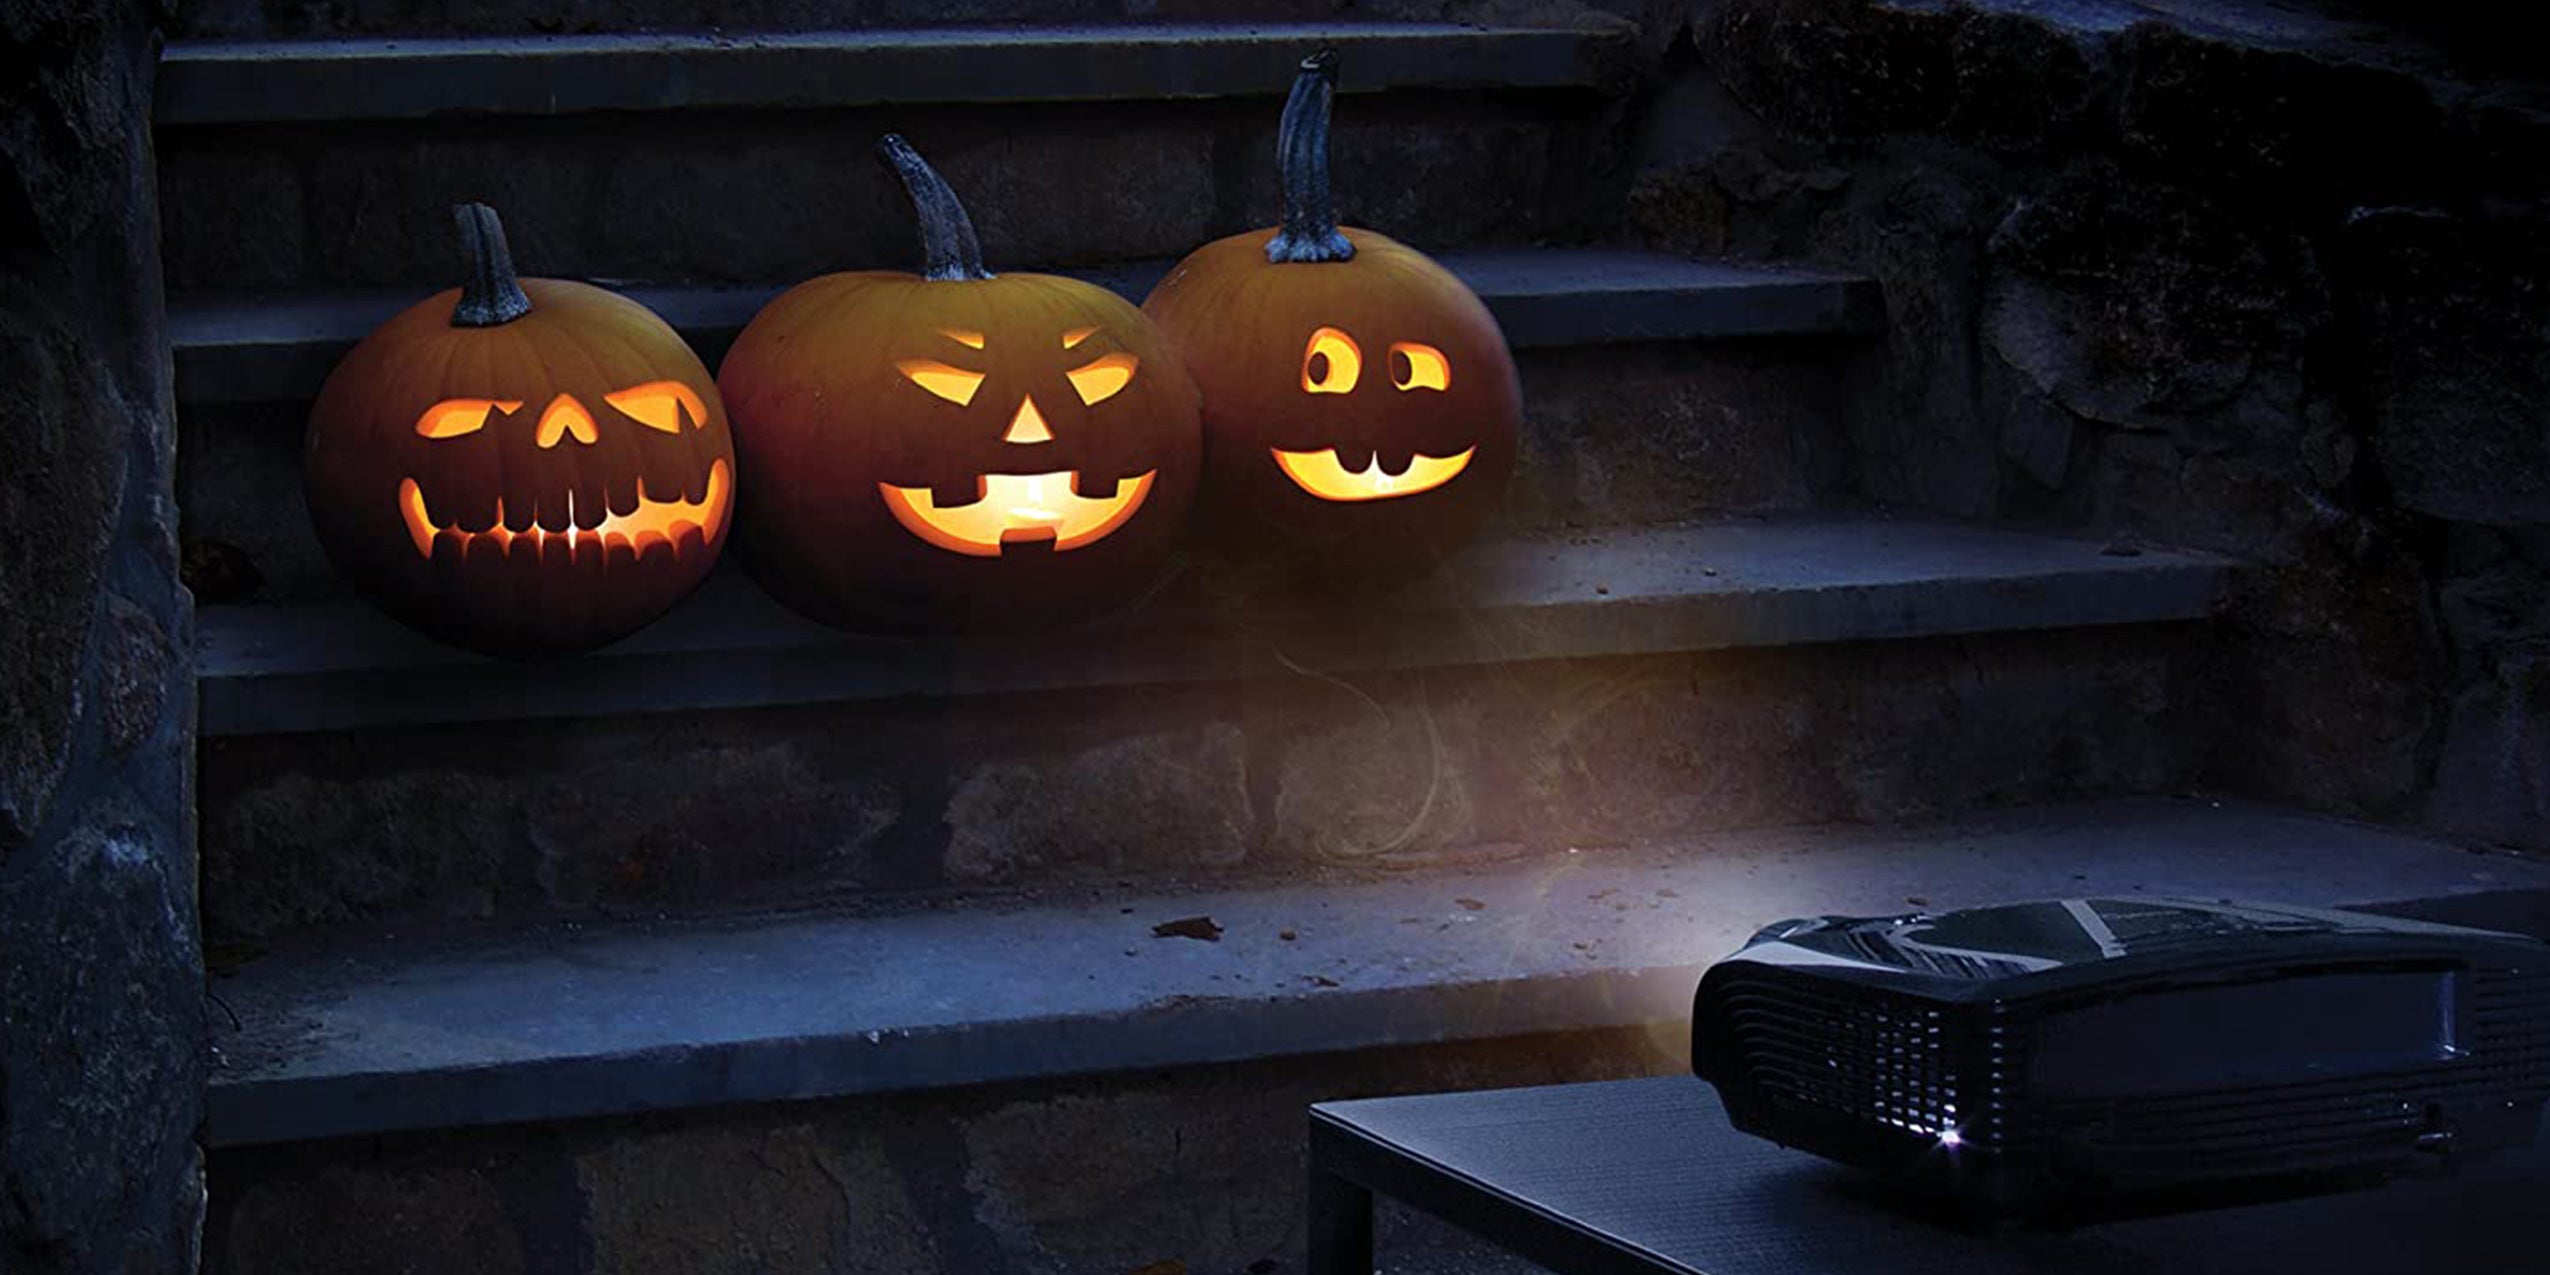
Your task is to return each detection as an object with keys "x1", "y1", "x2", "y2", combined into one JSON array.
[
  {"x1": 604, "y1": 381, "x2": 710, "y2": 434},
  {"x1": 416, "y1": 398, "x2": 520, "y2": 439},
  {"x1": 1061, "y1": 326, "x2": 1098, "y2": 349},
  {"x1": 897, "y1": 359, "x2": 985, "y2": 406},
  {"x1": 1390, "y1": 342, "x2": 1451, "y2": 392},
  {"x1": 1066, "y1": 352, "x2": 1138, "y2": 406},
  {"x1": 1303, "y1": 327, "x2": 1361, "y2": 395}
]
